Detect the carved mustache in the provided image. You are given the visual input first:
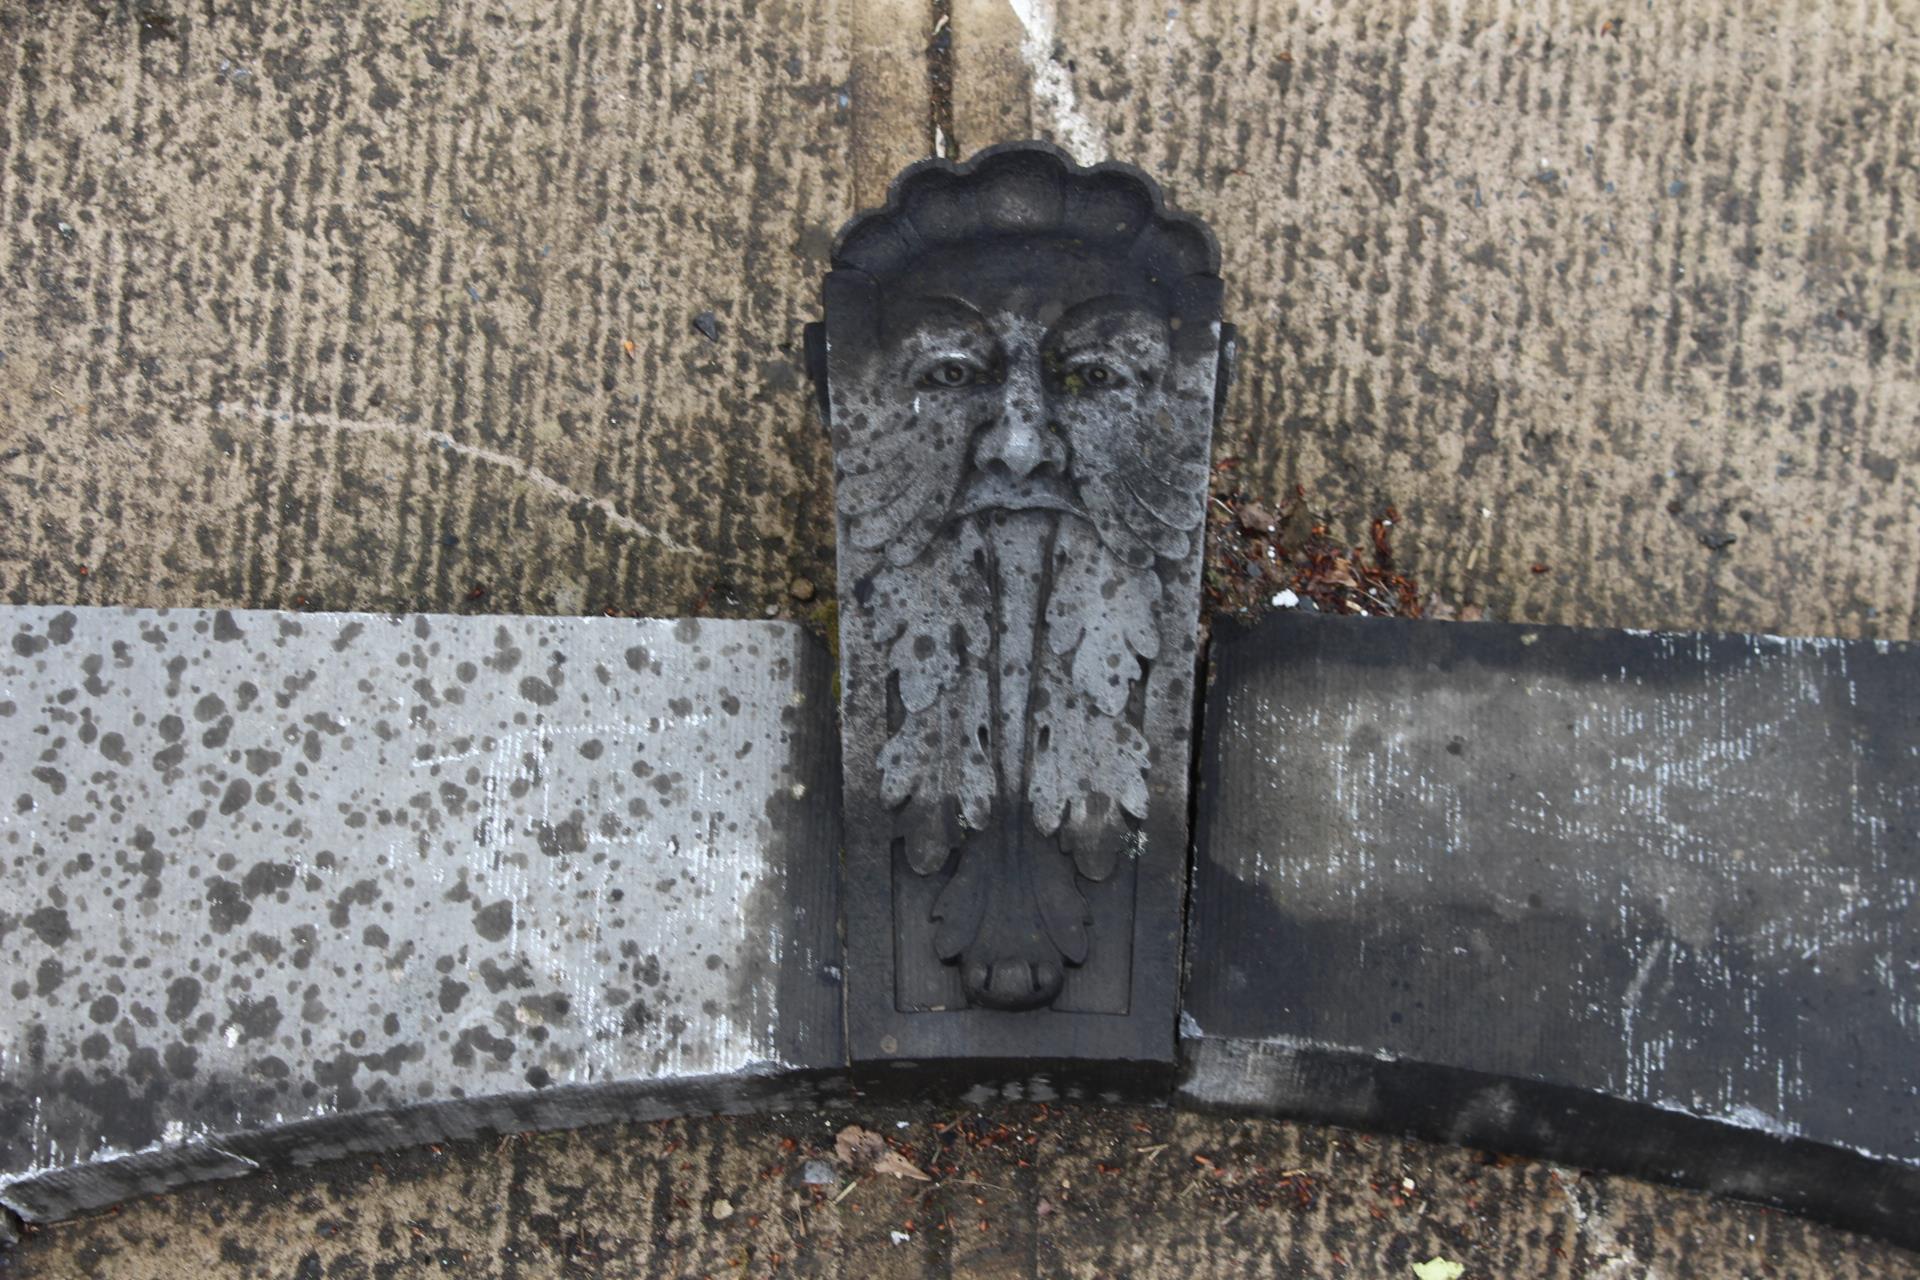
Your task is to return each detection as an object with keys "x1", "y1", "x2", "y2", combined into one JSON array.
[
  {"x1": 951, "y1": 470, "x2": 1084, "y2": 521},
  {"x1": 945, "y1": 400, "x2": 1088, "y2": 522}
]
